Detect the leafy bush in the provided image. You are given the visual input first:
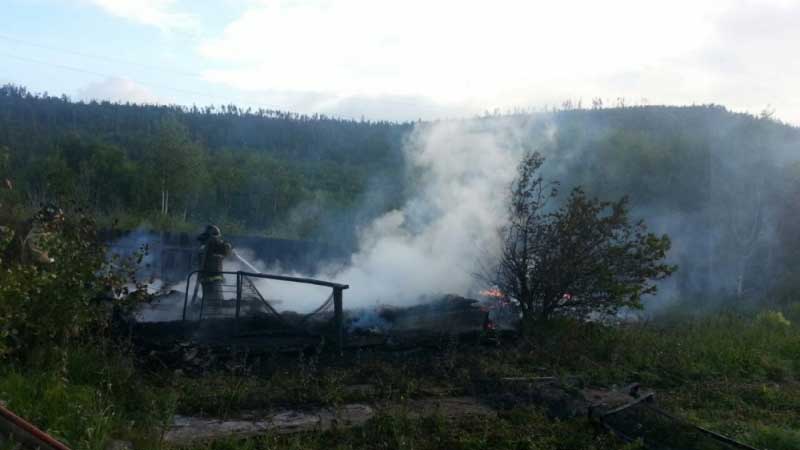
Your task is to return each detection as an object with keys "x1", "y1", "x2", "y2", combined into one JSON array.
[
  {"x1": 0, "y1": 209, "x2": 146, "y2": 360},
  {"x1": 0, "y1": 207, "x2": 179, "y2": 448},
  {"x1": 755, "y1": 310, "x2": 792, "y2": 328},
  {"x1": 784, "y1": 302, "x2": 800, "y2": 324},
  {"x1": 494, "y1": 151, "x2": 674, "y2": 325},
  {"x1": 0, "y1": 211, "x2": 103, "y2": 358}
]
